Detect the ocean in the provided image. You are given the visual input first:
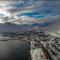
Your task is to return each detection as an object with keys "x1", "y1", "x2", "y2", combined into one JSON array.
[{"x1": 0, "y1": 39, "x2": 30, "y2": 60}]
